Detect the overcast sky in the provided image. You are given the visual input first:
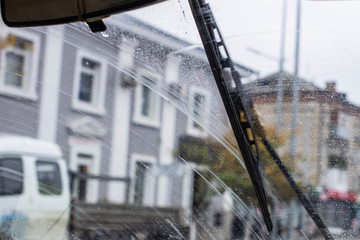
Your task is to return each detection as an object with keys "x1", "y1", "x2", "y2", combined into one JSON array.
[{"x1": 128, "y1": 0, "x2": 360, "y2": 104}]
